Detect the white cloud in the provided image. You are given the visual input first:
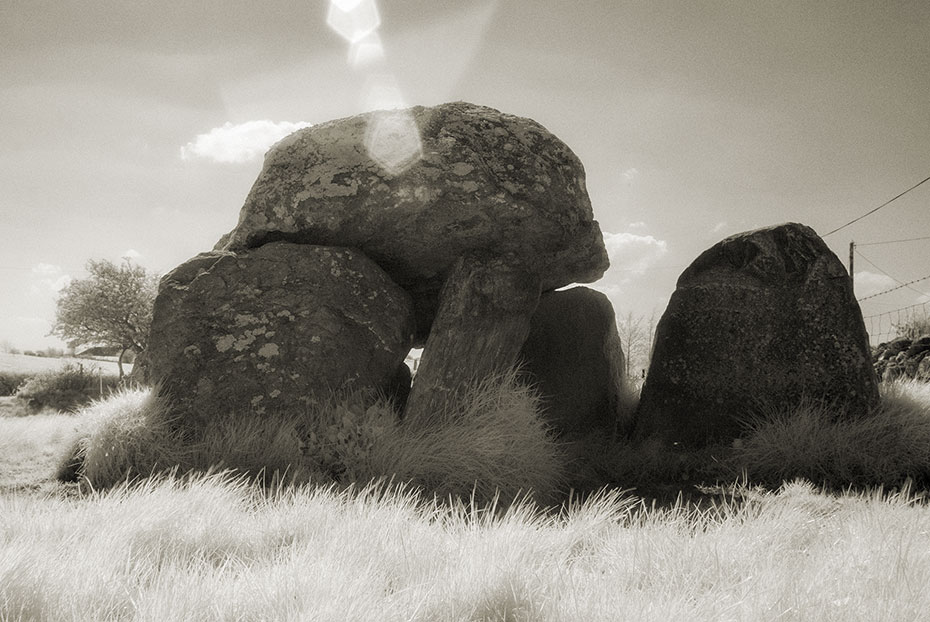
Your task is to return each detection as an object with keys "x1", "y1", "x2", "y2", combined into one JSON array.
[
  {"x1": 854, "y1": 271, "x2": 897, "y2": 298},
  {"x1": 180, "y1": 120, "x2": 312, "y2": 163},
  {"x1": 712, "y1": 221, "x2": 728, "y2": 234},
  {"x1": 122, "y1": 249, "x2": 141, "y2": 260},
  {"x1": 627, "y1": 221, "x2": 647, "y2": 231},
  {"x1": 622, "y1": 167, "x2": 639, "y2": 182},
  {"x1": 32, "y1": 263, "x2": 61, "y2": 276},
  {"x1": 602, "y1": 231, "x2": 669, "y2": 275},
  {"x1": 29, "y1": 263, "x2": 71, "y2": 294}
]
